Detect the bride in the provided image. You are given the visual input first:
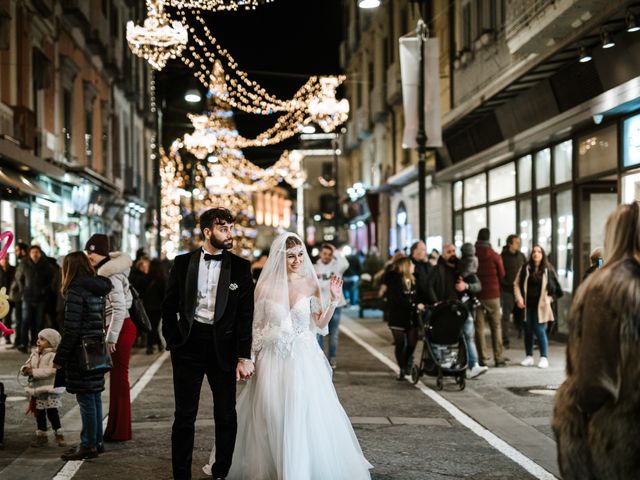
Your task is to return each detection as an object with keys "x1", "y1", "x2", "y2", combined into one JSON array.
[{"x1": 204, "y1": 232, "x2": 372, "y2": 479}]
